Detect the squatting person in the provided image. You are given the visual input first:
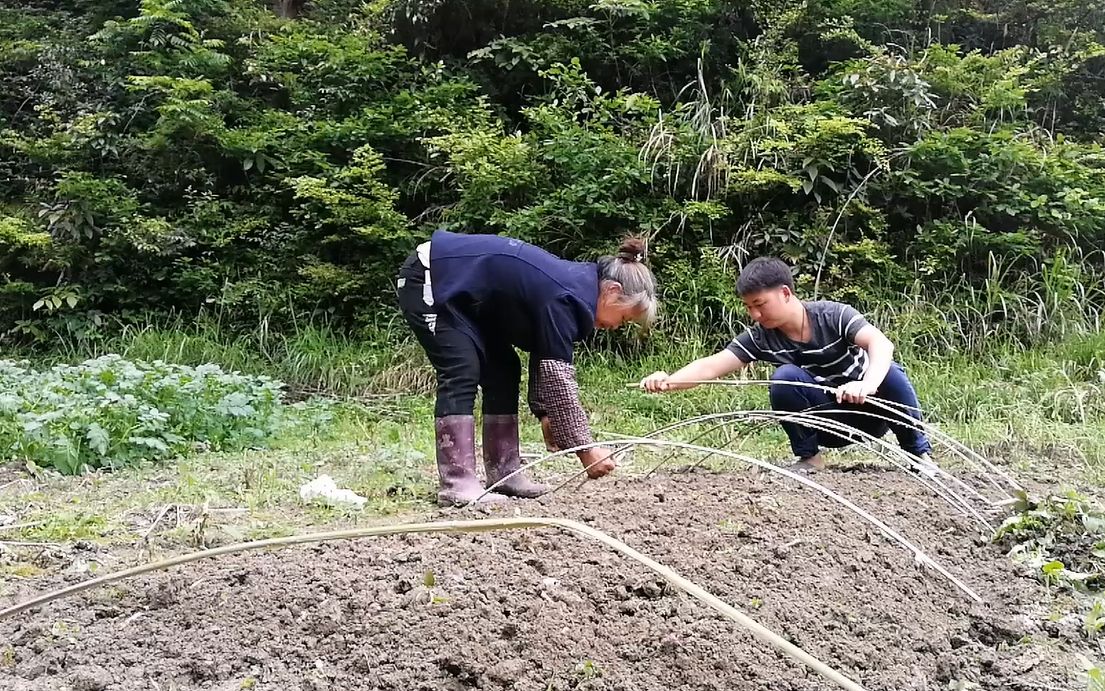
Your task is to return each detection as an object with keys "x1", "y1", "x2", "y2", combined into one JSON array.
[{"x1": 639, "y1": 256, "x2": 937, "y2": 475}]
